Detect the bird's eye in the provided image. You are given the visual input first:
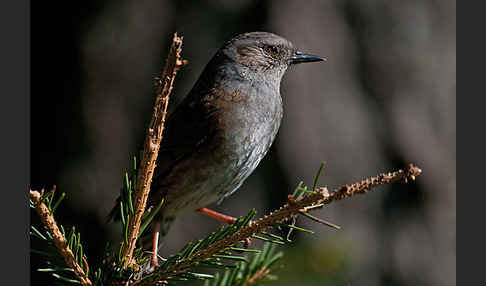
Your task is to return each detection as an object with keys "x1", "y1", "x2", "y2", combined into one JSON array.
[{"x1": 264, "y1": 45, "x2": 279, "y2": 55}]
